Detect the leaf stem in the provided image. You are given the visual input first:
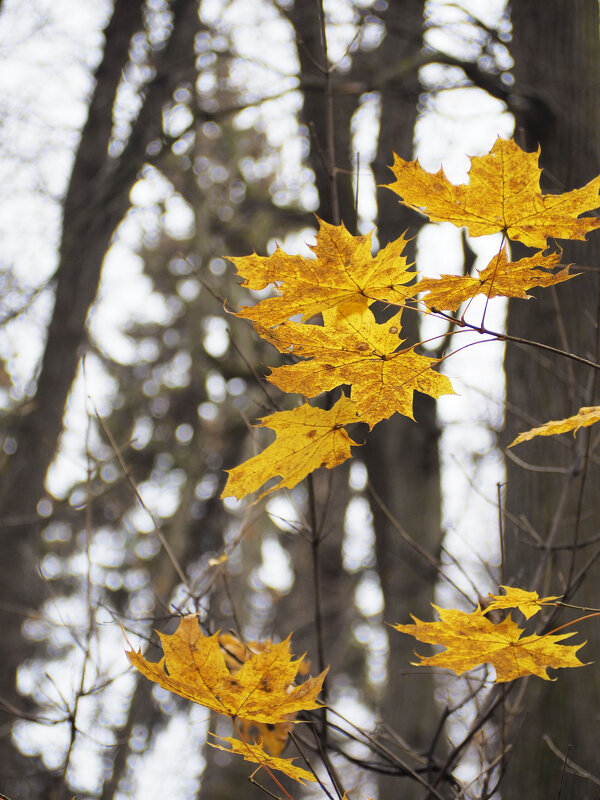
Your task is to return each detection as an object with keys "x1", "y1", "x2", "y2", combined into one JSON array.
[{"x1": 545, "y1": 611, "x2": 600, "y2": 637}]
